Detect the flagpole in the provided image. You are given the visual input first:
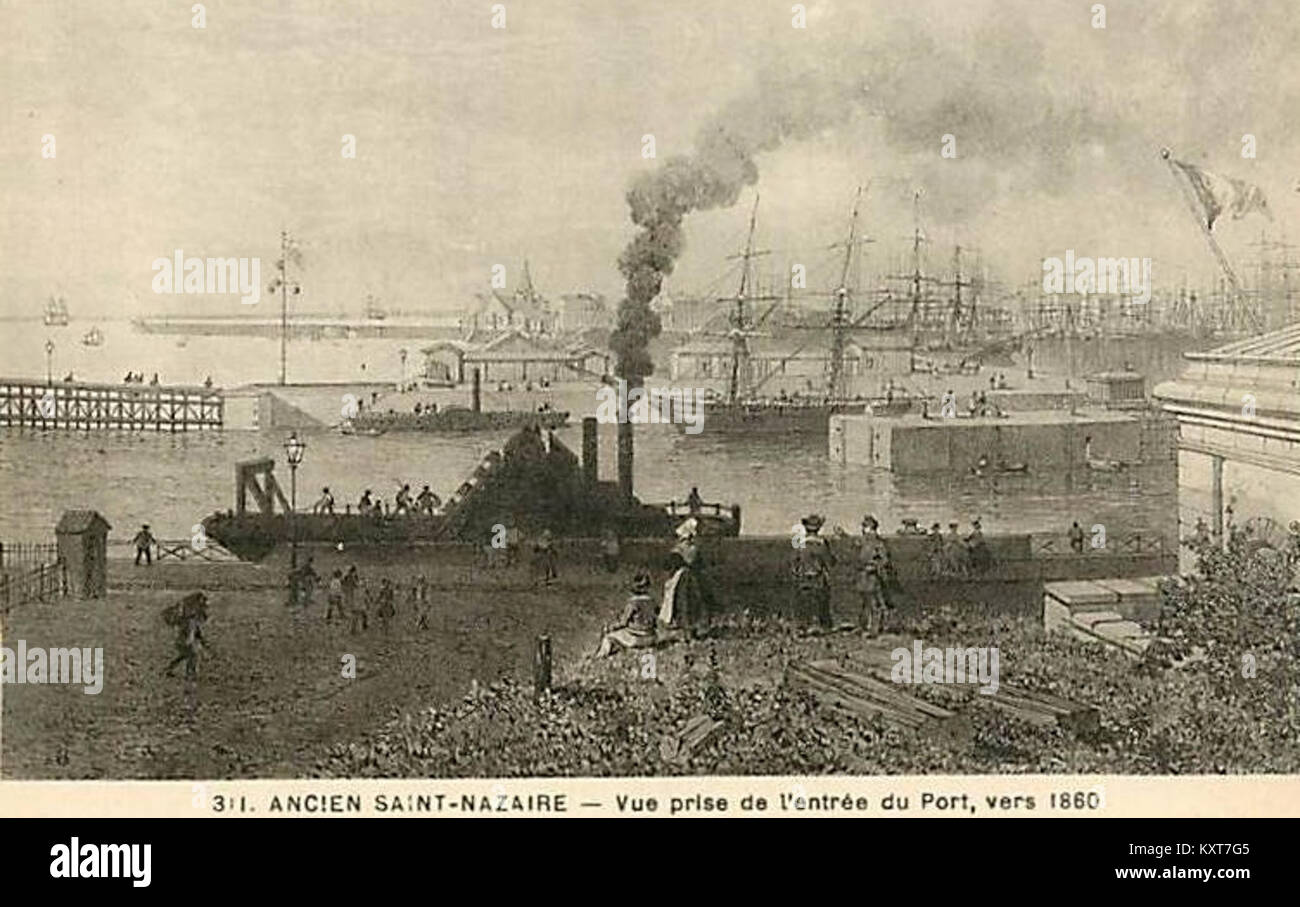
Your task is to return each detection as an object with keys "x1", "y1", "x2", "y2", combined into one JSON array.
[{"x1": 1160, "y1": 148, "x2": 1259, "y2": 331}]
